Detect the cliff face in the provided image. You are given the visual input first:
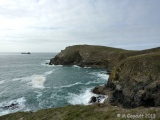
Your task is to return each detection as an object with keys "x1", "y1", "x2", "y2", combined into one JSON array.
[
  {"x1": 50, "y1": 45, "x2": 160, "y2": 69},
  {"x1": 103, "y1": 53, "x2": 160, "y2": 108},
  {"x1": 50, "y1": 45, "x2": 135, "y2": 68},
  {"x1": 51, "y1": 45, "x2": 160, "y2": 108}
]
